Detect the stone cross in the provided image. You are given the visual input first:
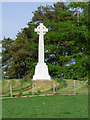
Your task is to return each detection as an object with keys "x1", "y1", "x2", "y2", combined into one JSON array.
[
  {"x1": 33, "y1": 23, "x2": 51, "y2": 80},
  {"x1": 34, "y1": 23, "x2": 48, "y2": 63}
]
